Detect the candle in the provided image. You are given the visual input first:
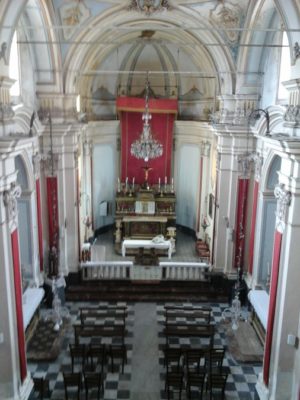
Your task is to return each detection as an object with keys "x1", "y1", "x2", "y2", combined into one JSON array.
[
  {"x1": 267, "y1": 262, "x2": 271, "y2": 276},
  {"x1": 165, "y1": 176, "x2": 167, "y2": 184},
  {"x1": 125, "y1": 177, "x2": 128, "y2": 191},
  {"x1": 117, "y1": 177, "x2": 120, "y2": 192},
  {"x1": 132, "y1": 177, "x2": 135, "y2": 190}
]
